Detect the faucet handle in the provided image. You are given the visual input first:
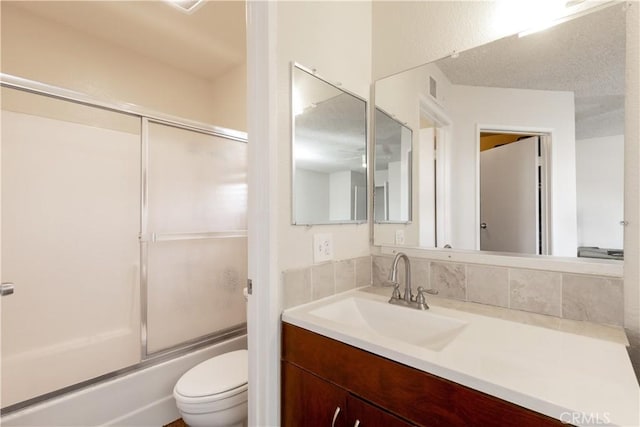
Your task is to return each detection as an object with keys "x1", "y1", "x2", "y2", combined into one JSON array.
[
  {"x1": 415, "y1": 286, "x2": 438, "y2": 308},
  {"x1": 417, "y1": 286, "x2": 438, "y2": 295}
]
